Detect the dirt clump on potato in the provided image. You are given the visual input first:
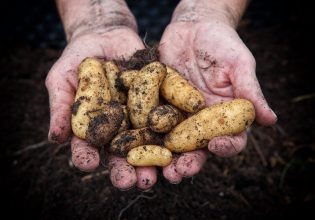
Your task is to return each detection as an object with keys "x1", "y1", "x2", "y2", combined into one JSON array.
[{"x1": 86, "y1": 102, "x2": 124, "y2": 147}]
